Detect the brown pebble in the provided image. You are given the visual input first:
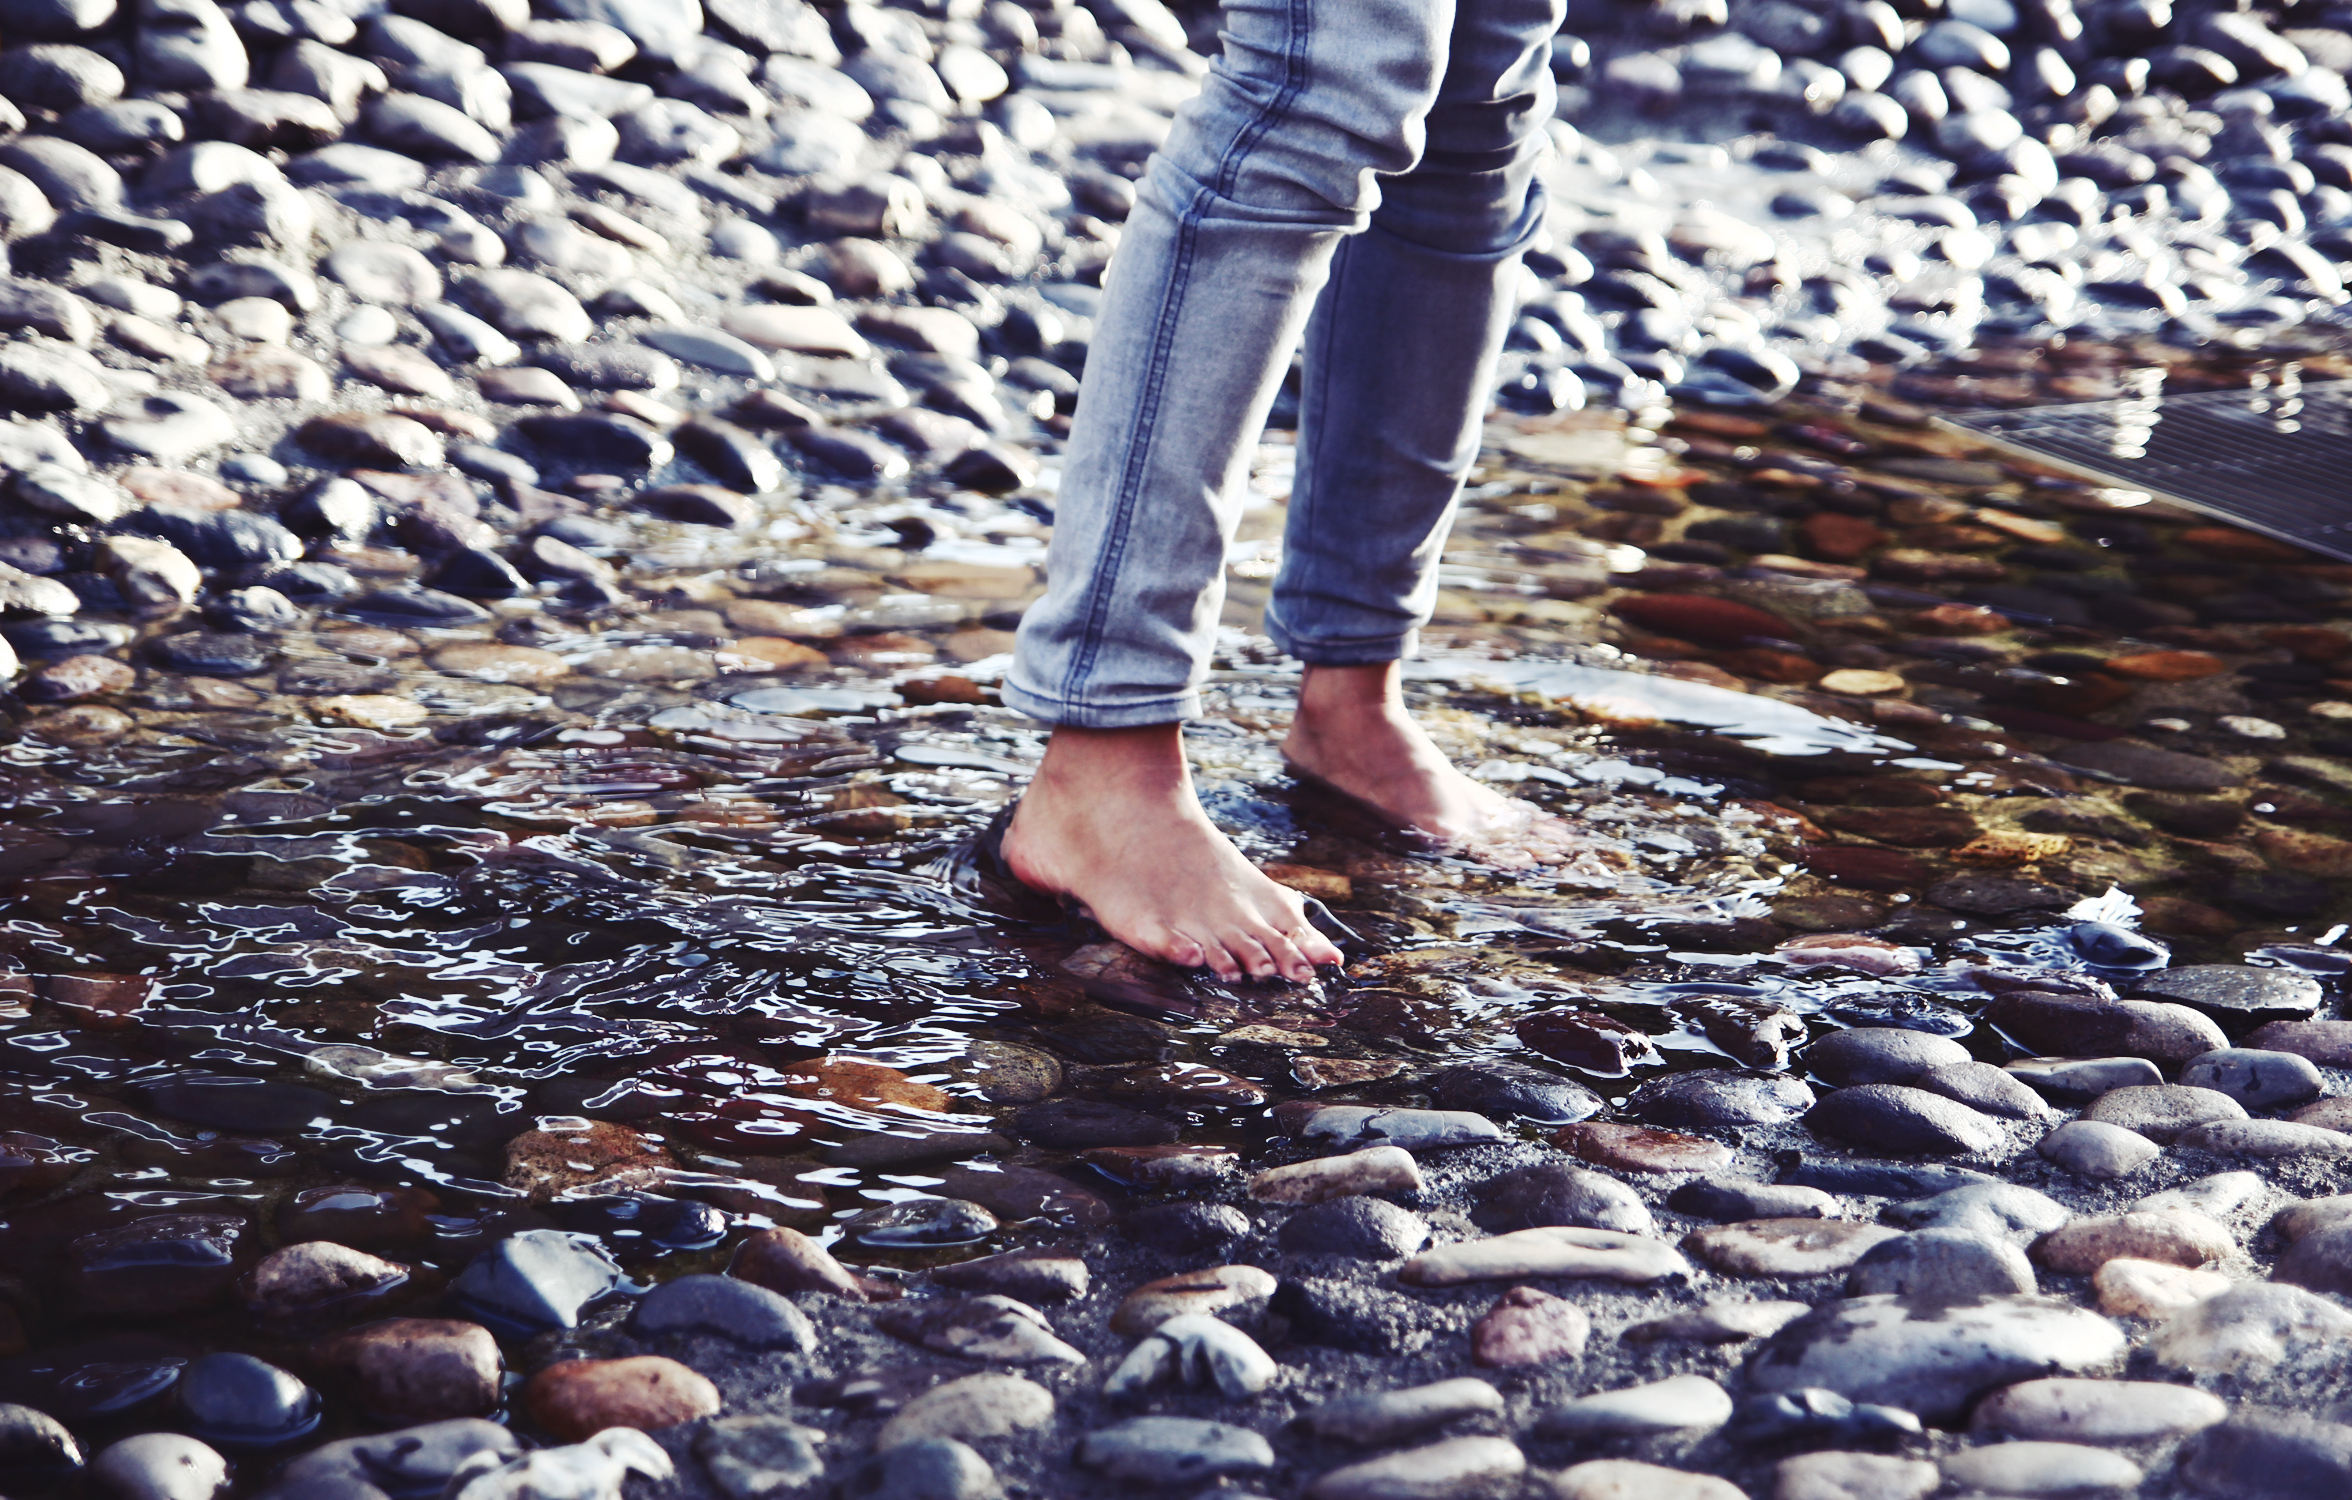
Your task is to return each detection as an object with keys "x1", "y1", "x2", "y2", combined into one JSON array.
[
  {"x1": 1554, "y1": 1122, "x2": 1733, "y2": 1174},
  {"x1": 1472, "y1": 1285, "x2": 1590, "y2": 1367},
  {"x1": 523, "y1": 1355, "x2": 720, "y2": 1442}
]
